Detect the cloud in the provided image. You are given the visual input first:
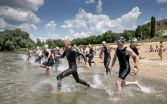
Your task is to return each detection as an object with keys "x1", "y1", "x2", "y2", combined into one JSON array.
[
  {"x1": 85, "y1": 0, "x2": 103, "y2": 13},
  {"x1": 0, "y1": 6, "x2": 40, "y2": 25},
  {"x1": 0, "y1": 0, "x2": 43, "y2": 31},
  {"x1": 96, "y1": 0, "x2": 103, "y2": 13},
  {"x1": 45, "y1": 20, "x2": 57, "y2": 34},
  {"x1": 18, "y1": 23, "x2": 38, "y2": 30},
  {"x1": 85, "y1": 0, "x2": 96, "y2": 4},
  {"x1": 0, "y1": 0, "x2": 44, "y2": 11},
  {"x1": 160, "y1": 7, "x2": 167, "y2": 12},
  {"x1": 0, "y1": 18, "x2": 7, "y2": 30},
  {"x1": 62, "y1": 7, "x2": 141, "y2": 36},
  {"x1": 157, "y1": 0, "x2": 167, "y2": 3},
  {"x1": 73, "y1": 32, "x2": 90, "y2": 38},
  {"x1": 69, "y1": 29, "x2": 75, "y2": 34}
]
